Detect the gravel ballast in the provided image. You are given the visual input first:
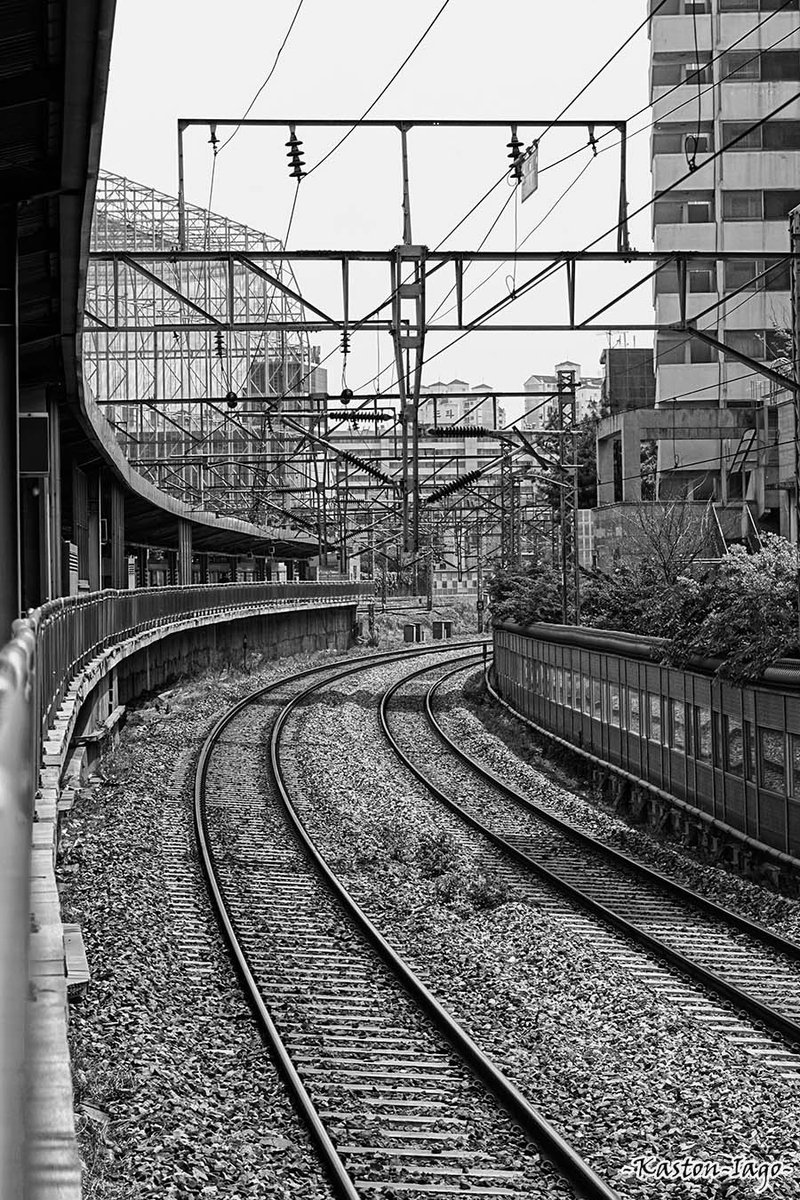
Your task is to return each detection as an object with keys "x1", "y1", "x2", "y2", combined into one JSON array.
[
  {"x1": 280, "y1": 657, "x2": 800, "y2": 1199},
  {"x1": 60, "y1": 650, "x2": 365, "y2": 1200}
]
